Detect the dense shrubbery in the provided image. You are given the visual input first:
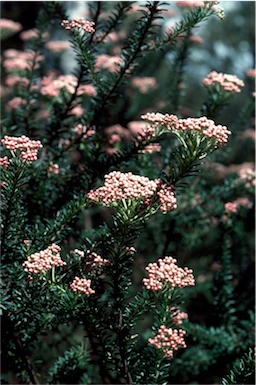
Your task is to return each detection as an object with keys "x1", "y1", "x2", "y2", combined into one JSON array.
[{"x1": 1, "y1": 1, "x2": 255, "y2": 384}]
